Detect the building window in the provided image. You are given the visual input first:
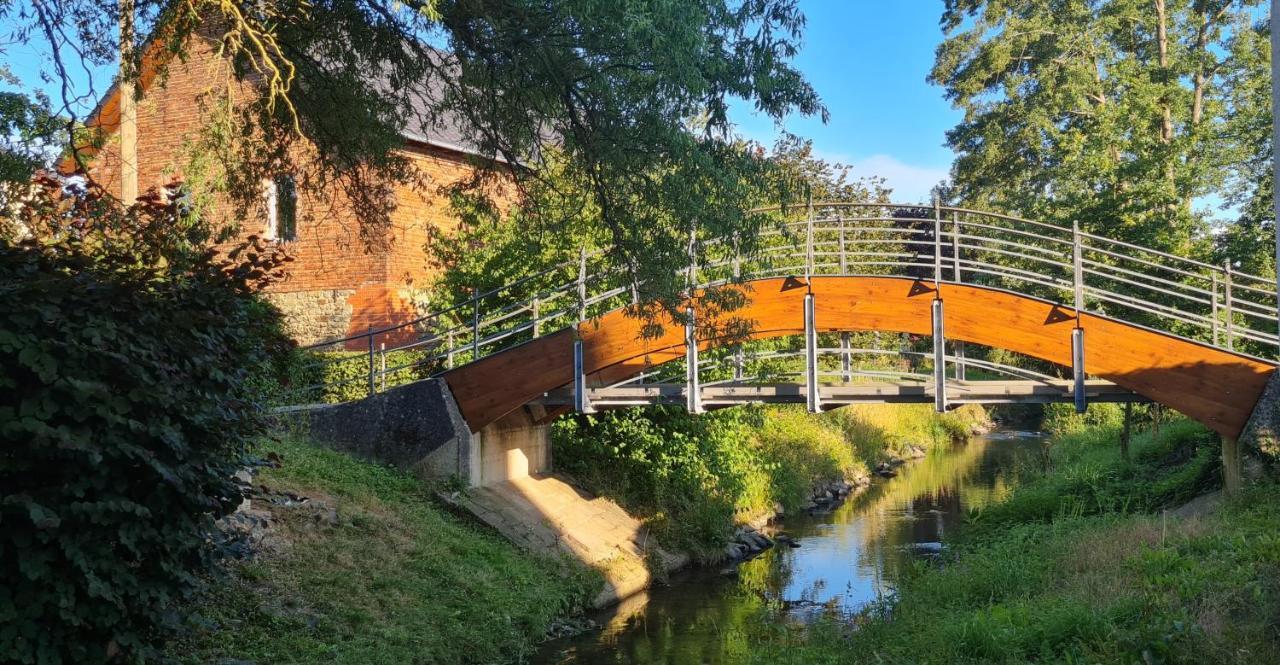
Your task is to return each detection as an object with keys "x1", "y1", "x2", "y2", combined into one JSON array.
[{"x1": 265, "y1": 174, "x2": 297, "y2": 242}]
